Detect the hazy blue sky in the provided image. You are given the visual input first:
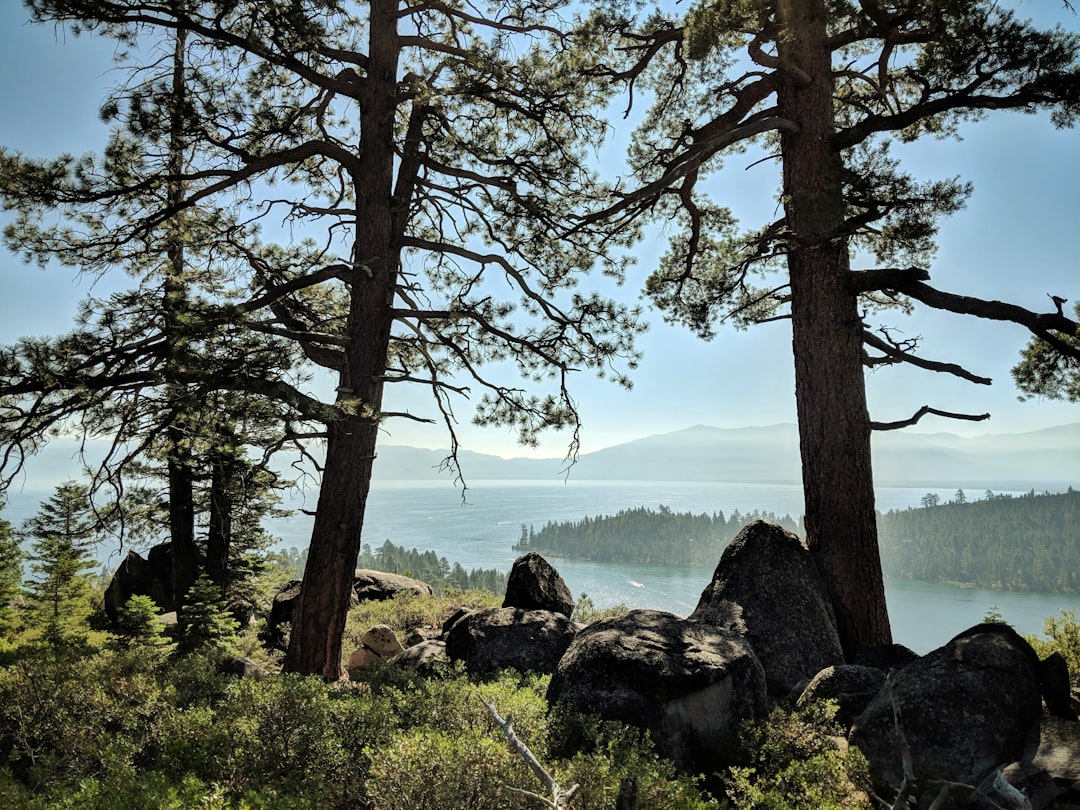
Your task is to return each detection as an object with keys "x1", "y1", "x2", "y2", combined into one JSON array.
[{"x1": 1, "y1": 3, "x2": 1078, "y2": 470}]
